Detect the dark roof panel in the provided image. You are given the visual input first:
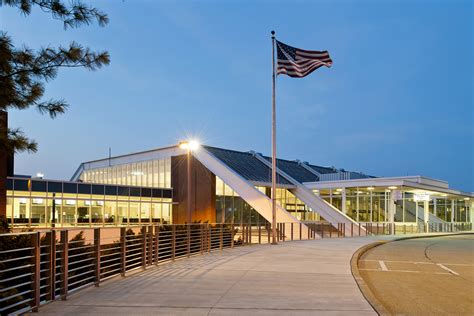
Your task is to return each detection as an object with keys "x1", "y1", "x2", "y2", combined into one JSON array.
[
  {"x1": 204, "y1": 146, "x2": 372, "y2": 184},
  {"x1": 261, "y1": 156, "x2": 318, "y2": 183},
  {"x1": 204, "y1": 146, "x2": 293, "y2": 185}
]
